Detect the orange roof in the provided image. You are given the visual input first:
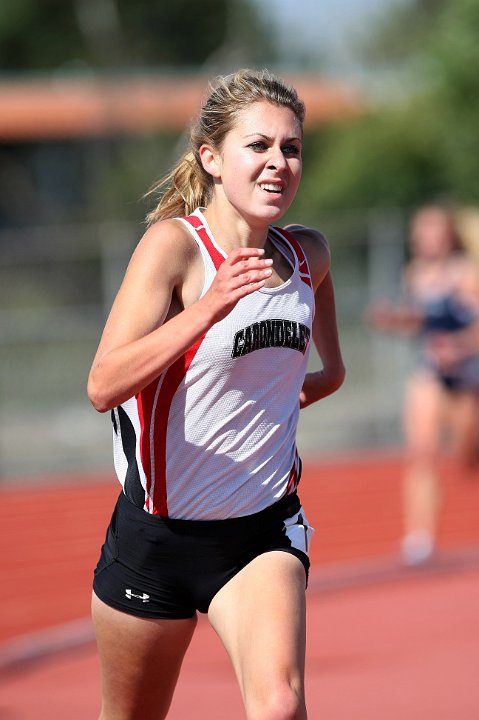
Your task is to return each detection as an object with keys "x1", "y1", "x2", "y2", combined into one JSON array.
[{"x1": 0, "y1": 73, "x2": 362, "y2": 142}]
